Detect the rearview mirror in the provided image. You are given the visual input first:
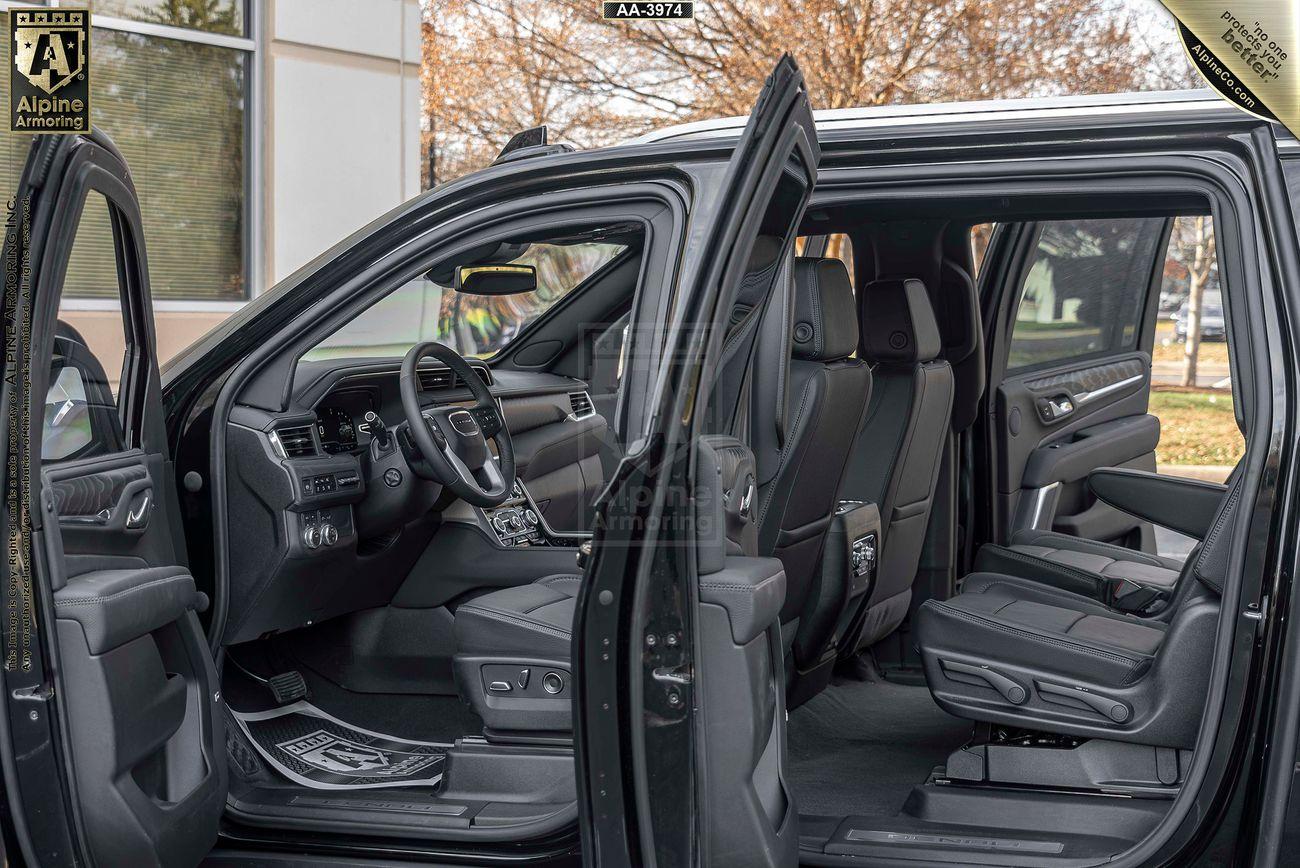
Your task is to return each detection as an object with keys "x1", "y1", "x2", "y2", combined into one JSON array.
[{"x1": 453, "y1": 264, "x2": 537, "y2": 295}]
